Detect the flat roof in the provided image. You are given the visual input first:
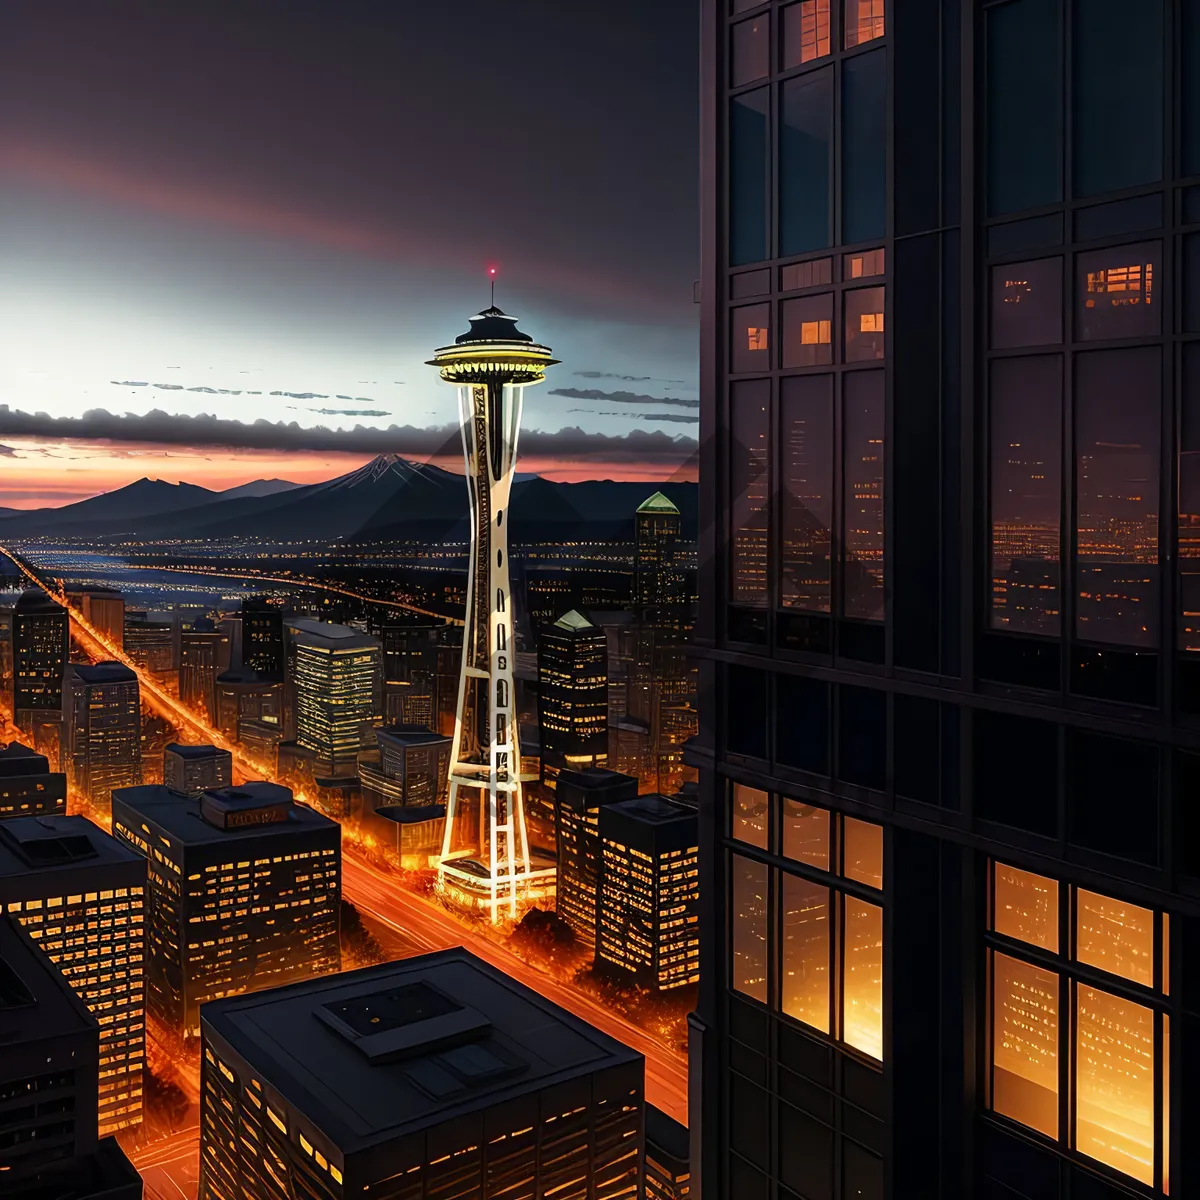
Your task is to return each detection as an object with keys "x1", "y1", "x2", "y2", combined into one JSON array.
[
  {"x1": 202, "y1": 948, "x2": 642, "y2": 1152},
  {"x1": 287, "y1": 618, "x2": 380, "y2": 650},
  {"x1": 113, "y1": 784, "x2": 337, "y2": 846},
  {"x1": 0, "y1": 915, "x2": 96, "y2": 1042},
  {"x1": 0, "y1": 741, "x2": 49, "y2": 778},
  {"x1": 165, "y1": 743, "x2": 230, "y2": 761},
  {"x1": 0, "y1": 816, "x2": 142, "y2": 882},
  {"x1": 69, "y1": 661, "x2": 138, "y2": 686},
  {"x1": 376, "y1": 725, "x2": 449, "y2": 747},
  {"x1": 606, "y1": 794, "x2": 694, "y2": 827}
]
